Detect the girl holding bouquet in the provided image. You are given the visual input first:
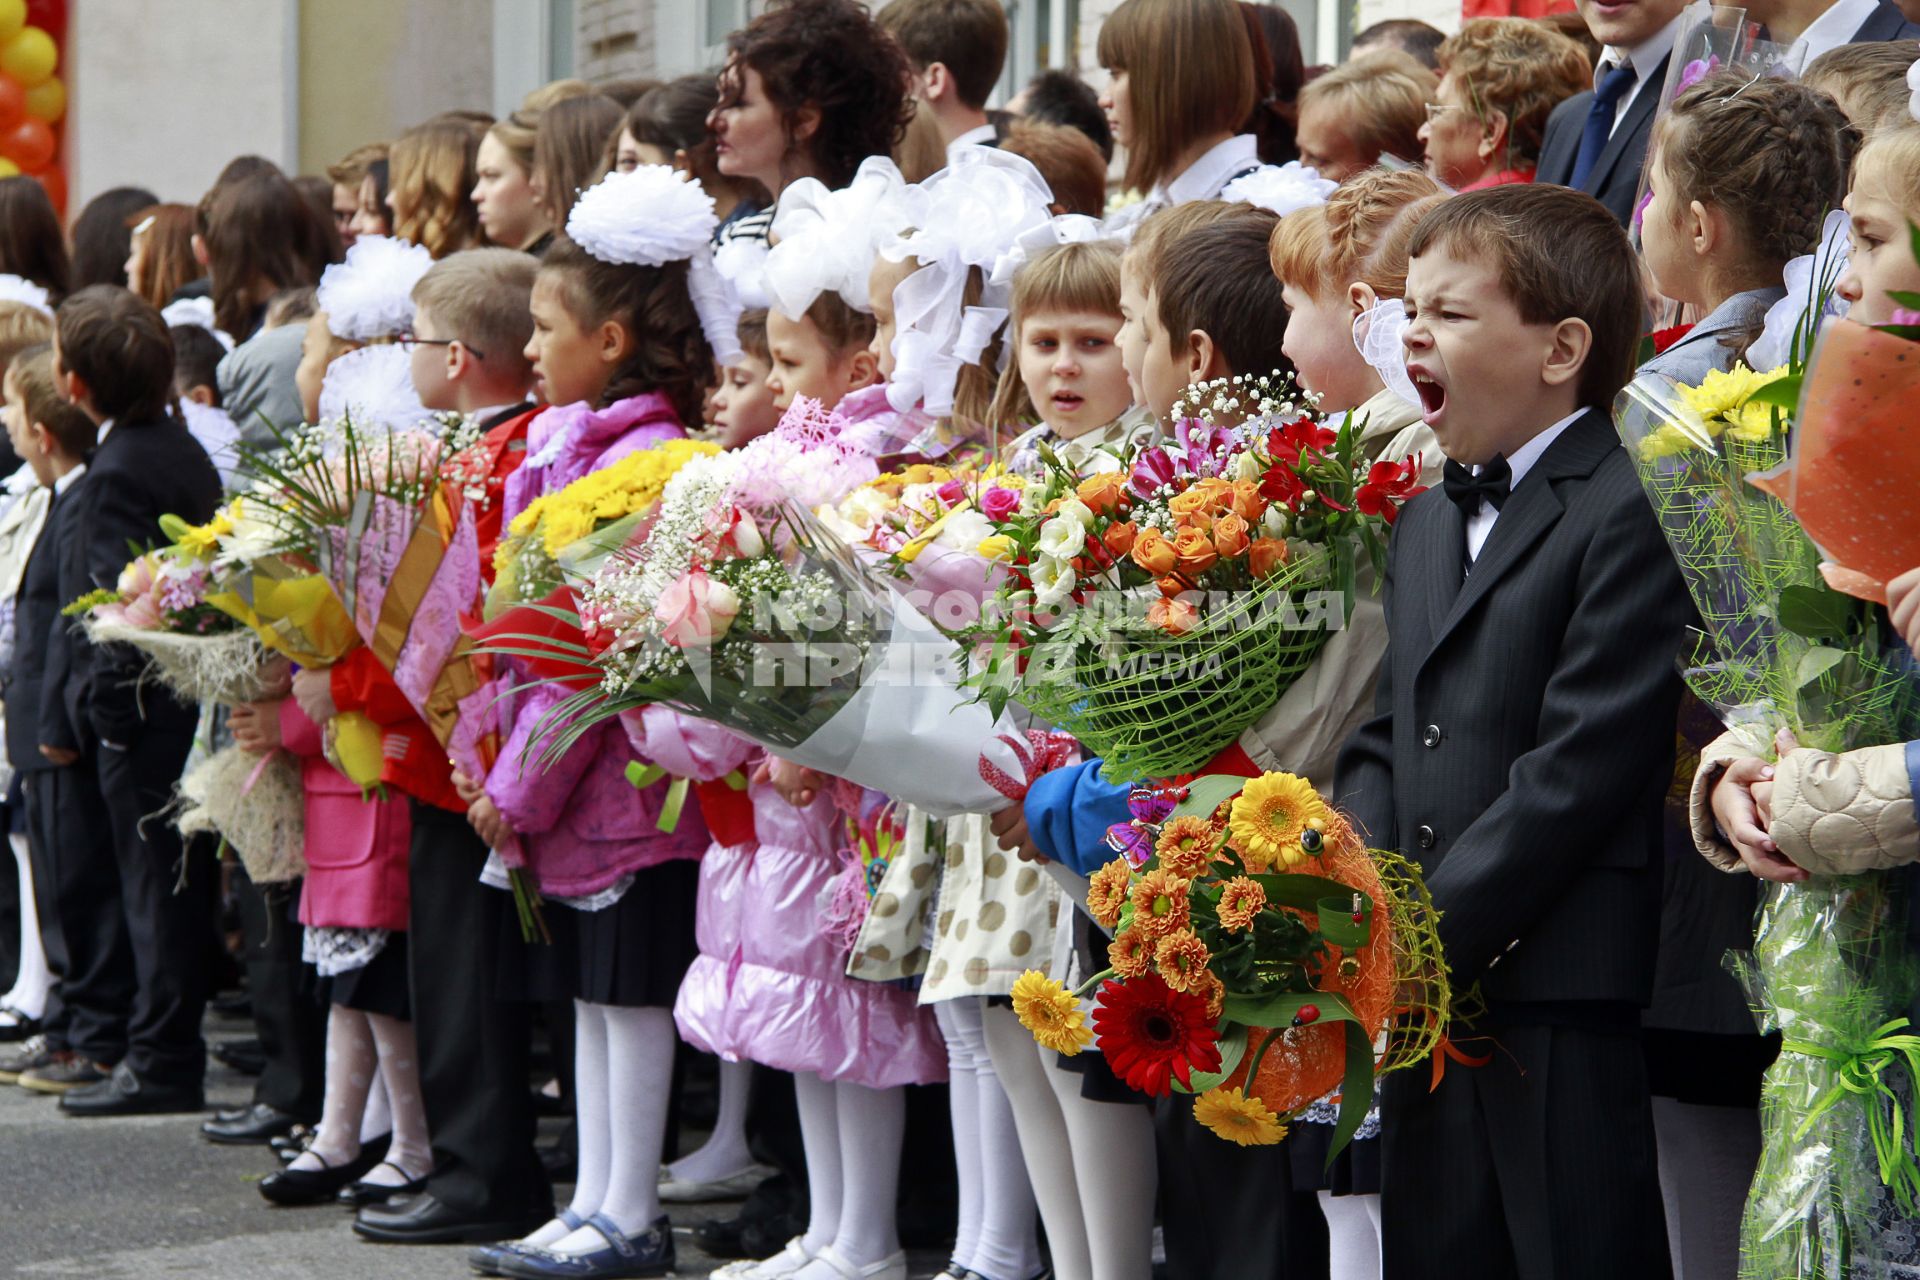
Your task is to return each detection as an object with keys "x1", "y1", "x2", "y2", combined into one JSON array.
[{"x1": 462, "y1": 166, "x2": 733, "y2": 1280}]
